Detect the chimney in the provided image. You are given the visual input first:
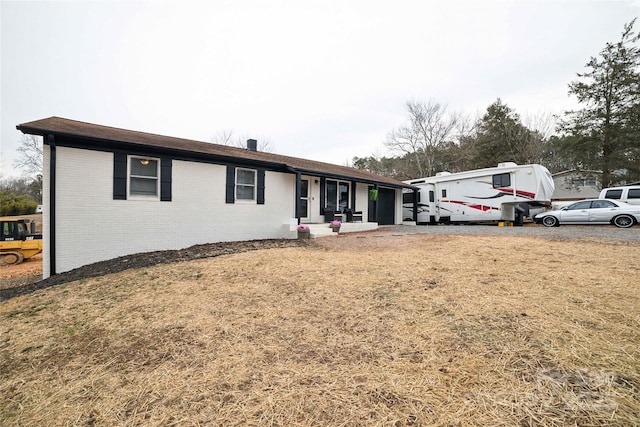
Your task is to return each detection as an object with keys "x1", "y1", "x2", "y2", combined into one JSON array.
[{"x1": 247, "y1": 139, "x2": 257, "y2": 152}]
